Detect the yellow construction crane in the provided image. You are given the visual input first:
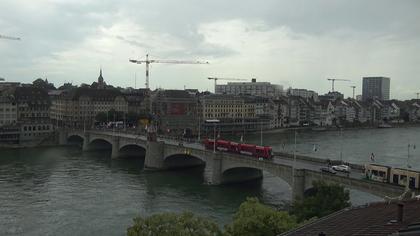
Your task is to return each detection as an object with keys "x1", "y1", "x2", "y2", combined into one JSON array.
[
  {"x1": 208, "y1": 77, "x2": 247, "y2": 92},
  {"x1": 327, "y1": 78, "x2": 350, "y2": 92},
  {"x1": 129, "y1": 54, "x2": 209, "y2": 89},
  {"x1": 0, "y1": 34, "x2": 21, "y2": 41}
]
